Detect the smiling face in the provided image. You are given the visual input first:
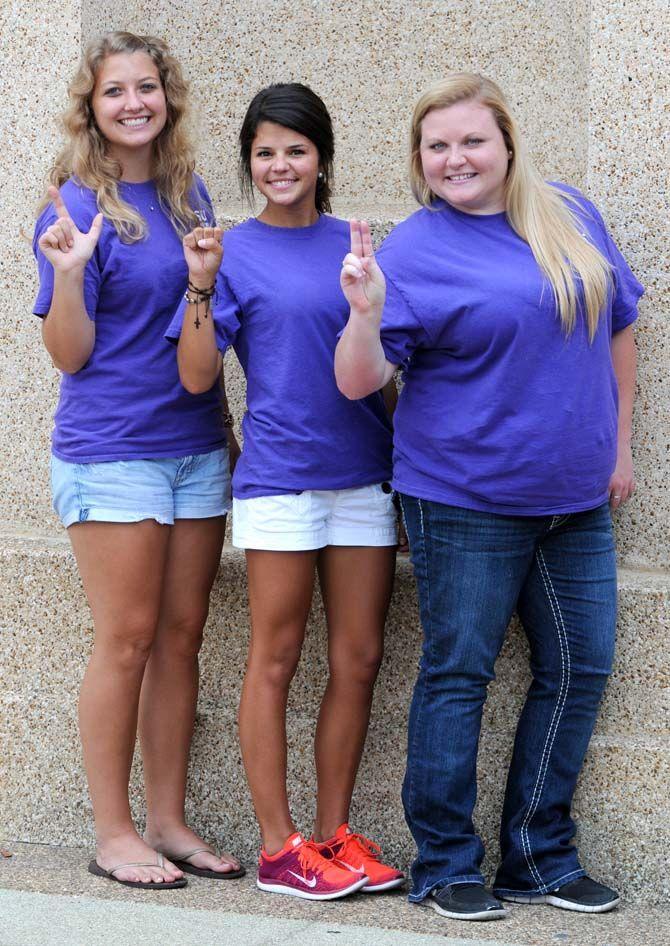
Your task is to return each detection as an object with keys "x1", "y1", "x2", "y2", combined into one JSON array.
[
  {"x1": 419, "y1": 100, "x2": 510, "y2": 215},
  {"x1": 250, "y1": 121, "x2": 321, "y2": 226},
  {"x1": 91, "y1": 52, "x2": 167, "y2": 174}
]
